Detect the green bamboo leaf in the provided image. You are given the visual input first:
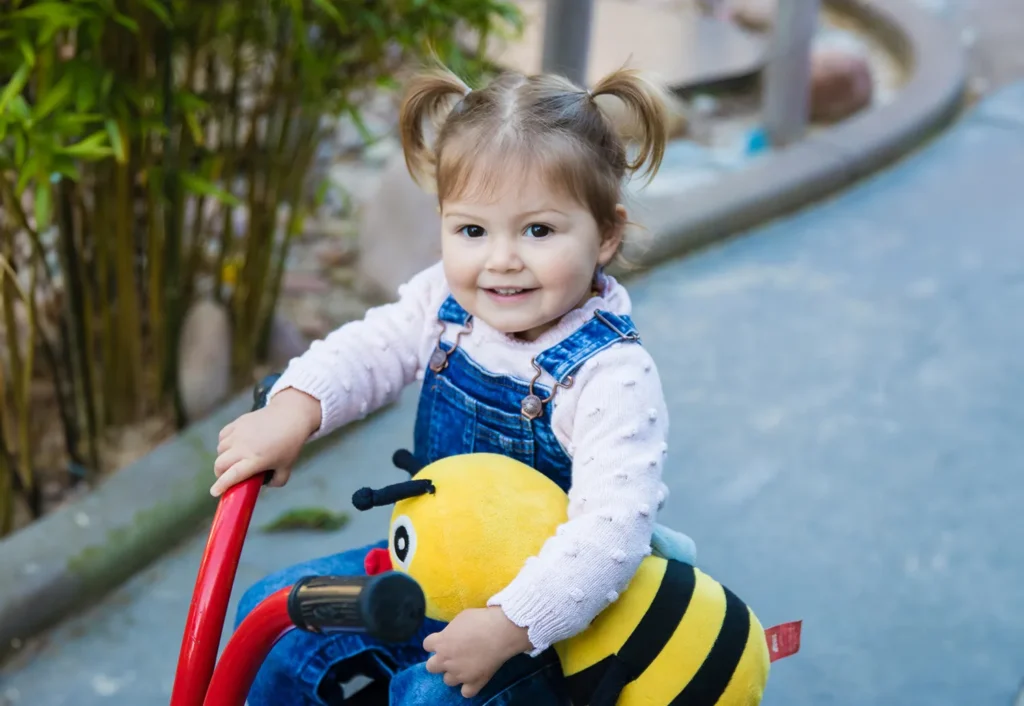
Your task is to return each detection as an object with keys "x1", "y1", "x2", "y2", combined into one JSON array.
[
  {"x1": 358, "y1": 9, "x2": 386, "y2": 38},
  {"x1": 100, "y1": 71, "x2": 114, "y2": 99},
  {"x1": 184, "y1": 110, "x2": 203, "y2": 146},
  {"x1": 13, "y1": 2, "x2": 88, "y2": 23},
  {"x1": 346, "y1": 106, "x2": 376, "y2": 145},
  {"x1": 105, "y1": 119, "x2": 126, "y2": 164},
  {"x1": 180, "y1": 173, "x2": 242, "y2": 207},
  {"x1": 58, "y1": 131, "x2": 112, "y2": 159},
  {"x1": 136, "y1": 0, "x2": 172, "y2": 26},
  {"x1": 112, "y1": 11, "x2": 139, "y2": 32},
  {"x1": 310, "y1": 0, "x2": 346, "y2": 29},
  {"x1": 14, "y1": 132, "x2": 25, "y2": 166},
  {"x1": 35, "y1": 181, "x2": 52, "y2": 230},
  {"x1": 0, "y1": 64, "x2": 31, "y2": 115},
  {"x1": 16, "y1": 155, "x2": 38, "y2": 194},
  {"x1": 9, "y1": 96, "x2": 30, "y2": 122},
  {"x1": 18, "y1": 39, "x2": 36, "y2": 67},
  {"x1": 31, "y1": 74, "x2": 73, "y2": 124},
  {"x1": 51, "y1": 157, "x2": 82, "y2": 182}
]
